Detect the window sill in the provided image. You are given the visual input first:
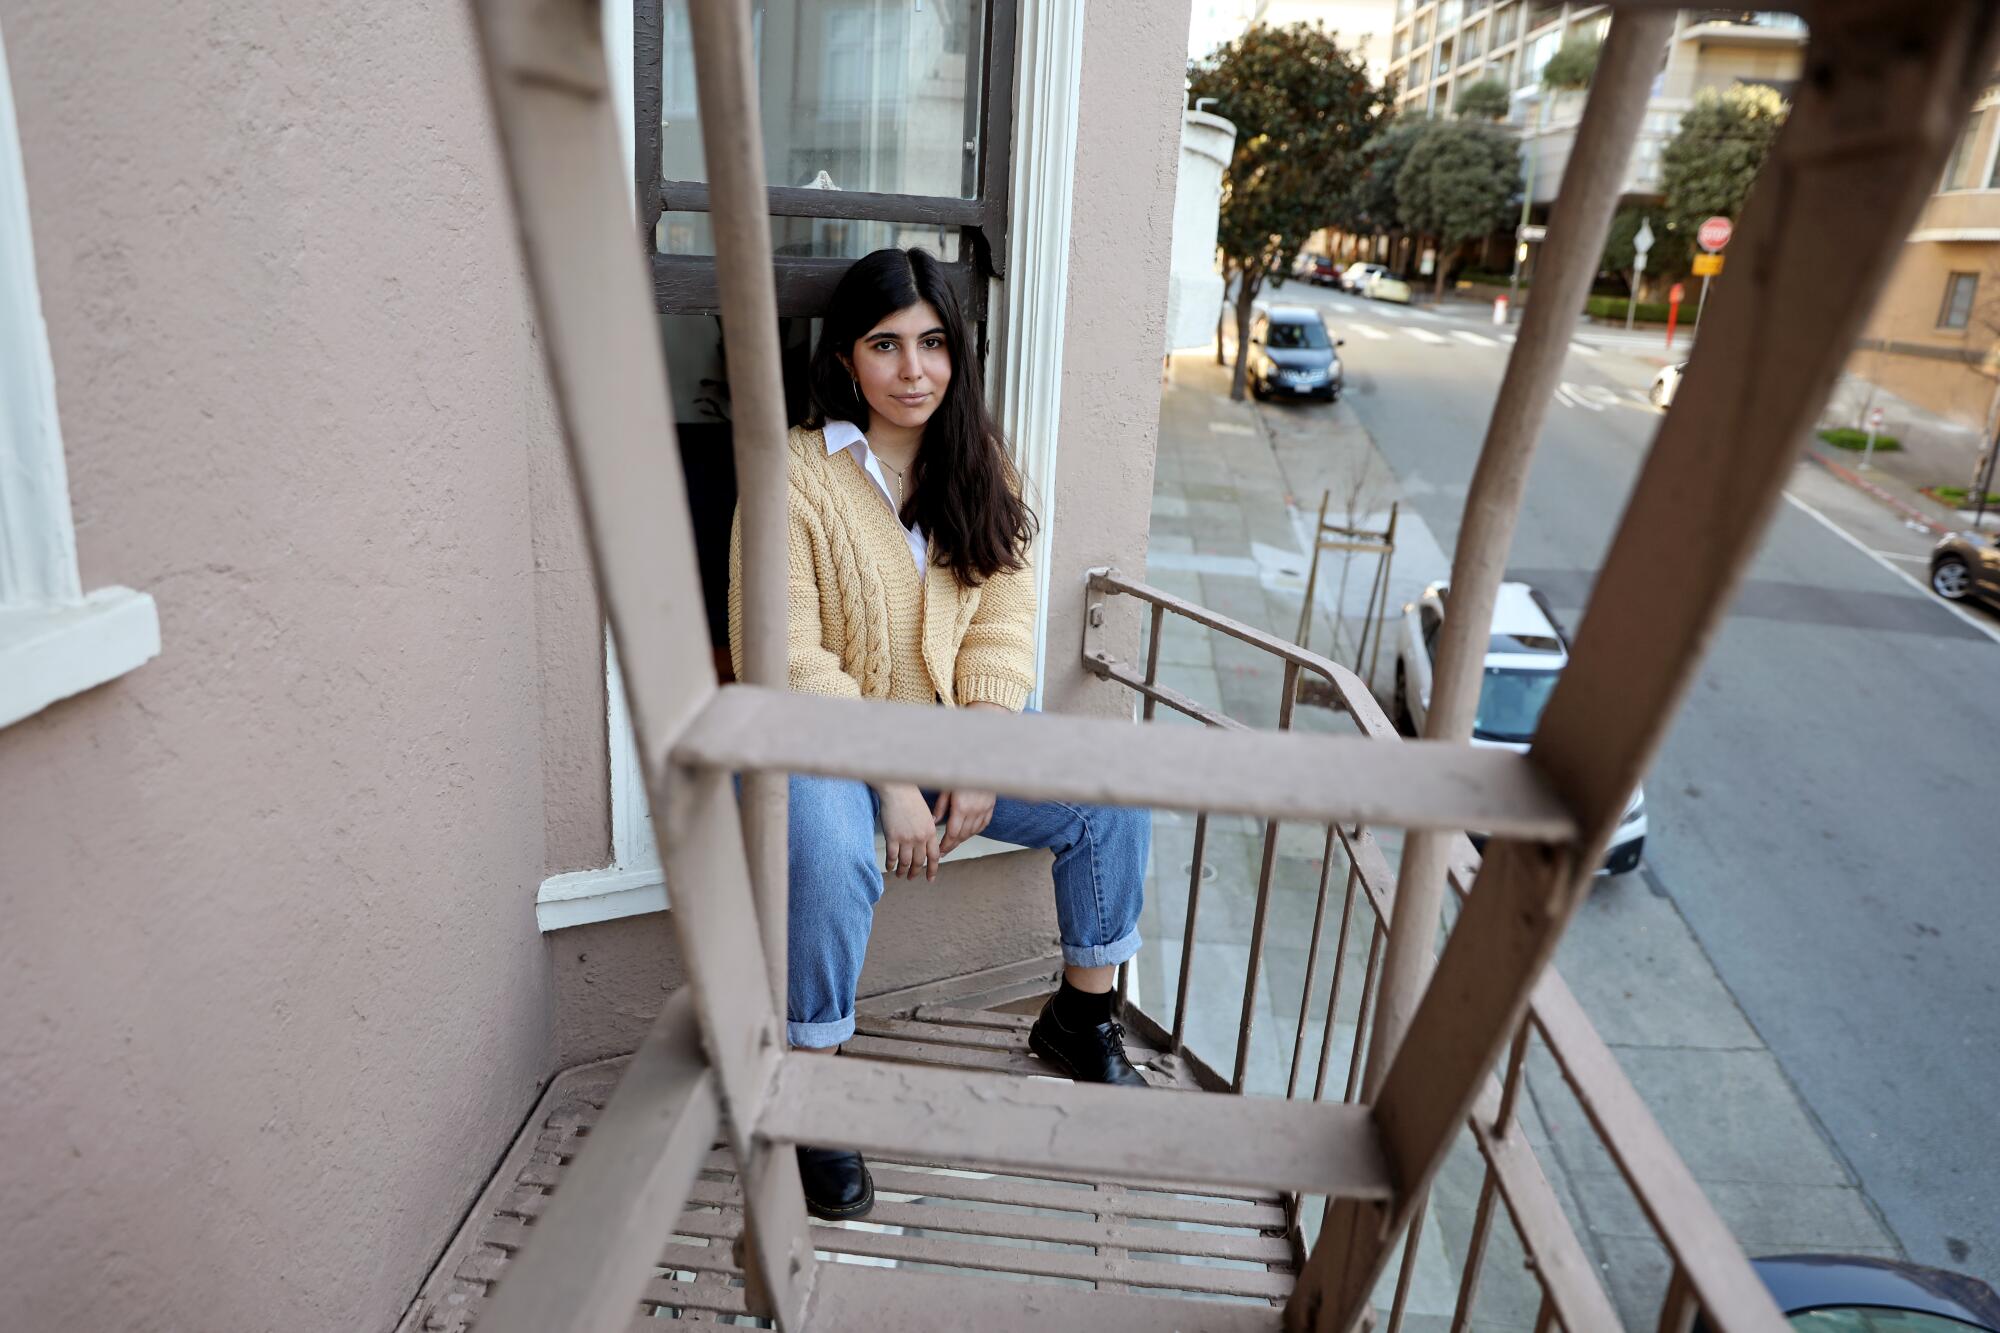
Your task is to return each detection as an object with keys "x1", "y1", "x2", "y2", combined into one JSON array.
[
  {"x1": 535, "y1": 835, "x2": 1022, "y2": 933},
  {"x1": 0, "y1": 587, "x2": 160, "y2": 730}
]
